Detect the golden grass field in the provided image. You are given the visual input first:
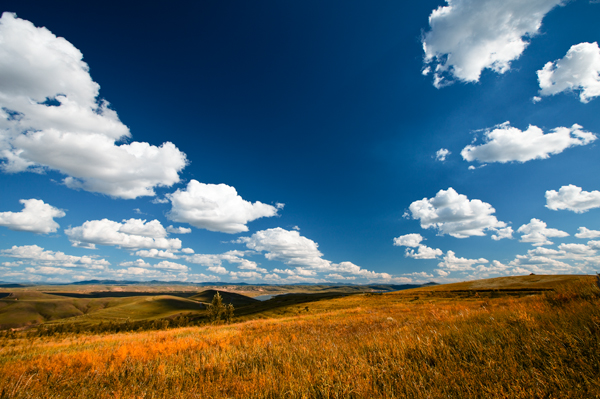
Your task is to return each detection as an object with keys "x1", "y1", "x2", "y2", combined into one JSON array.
[{"x1": 0, "y1": 275, "x2": 599, "y2": 398}]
